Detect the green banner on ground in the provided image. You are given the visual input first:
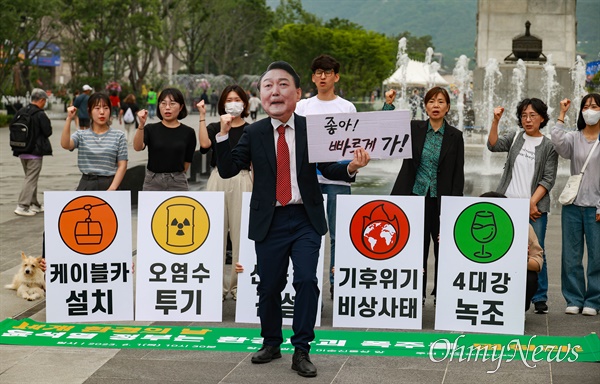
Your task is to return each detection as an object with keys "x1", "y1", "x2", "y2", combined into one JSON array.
[{"x1": 1, "y1": 318, "x2": 598, "y2": 366}]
